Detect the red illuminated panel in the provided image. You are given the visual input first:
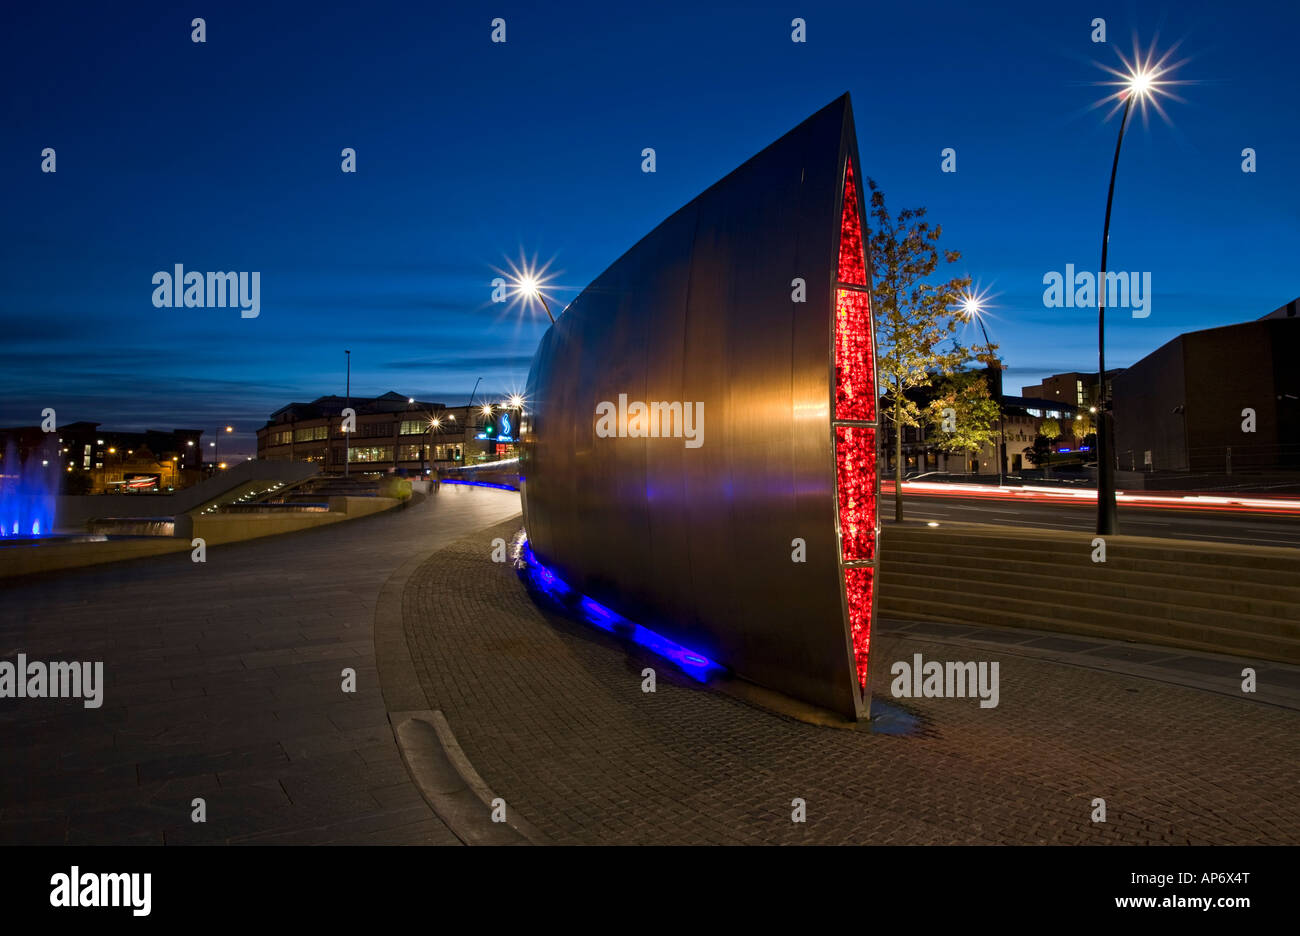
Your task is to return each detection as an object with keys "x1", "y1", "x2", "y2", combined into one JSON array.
[
  {"x1": 835, "y1": 288, "x2": 875, "y2": 421},
  {"x1": 837, "y1": 160, "x2": 867, "y2": 285},
  {"x1": 835, "y1": 426, "x2": 876, "y2": 561},
  {"x1": 843, "y1": 566, "x2": 874, "y2": 689}
]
